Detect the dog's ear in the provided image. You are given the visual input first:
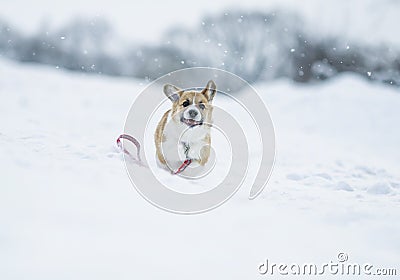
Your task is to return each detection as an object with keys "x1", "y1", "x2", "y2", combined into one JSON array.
[
  {"x1": 201, "y1": 80, "x2": 216, "y2": 102},
  {"x1": 163, "y1": 84, "x2": 182, "y2": 102}
]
